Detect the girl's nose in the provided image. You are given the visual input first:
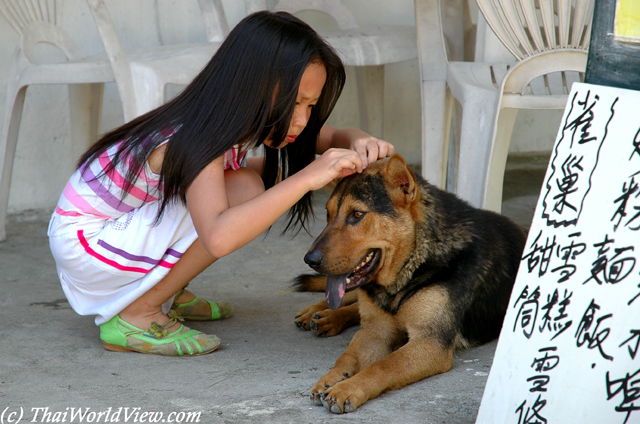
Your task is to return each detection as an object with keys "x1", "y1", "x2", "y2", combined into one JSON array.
[{"x1": 292, "y1": 106, "x2": 308, "y2": 129}]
